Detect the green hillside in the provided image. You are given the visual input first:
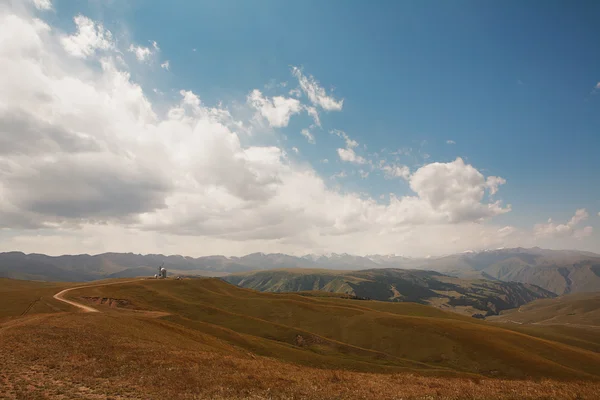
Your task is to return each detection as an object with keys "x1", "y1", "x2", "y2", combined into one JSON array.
[{"x1": 224, "y1": 268, "x2": 555, "y2": 317}]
